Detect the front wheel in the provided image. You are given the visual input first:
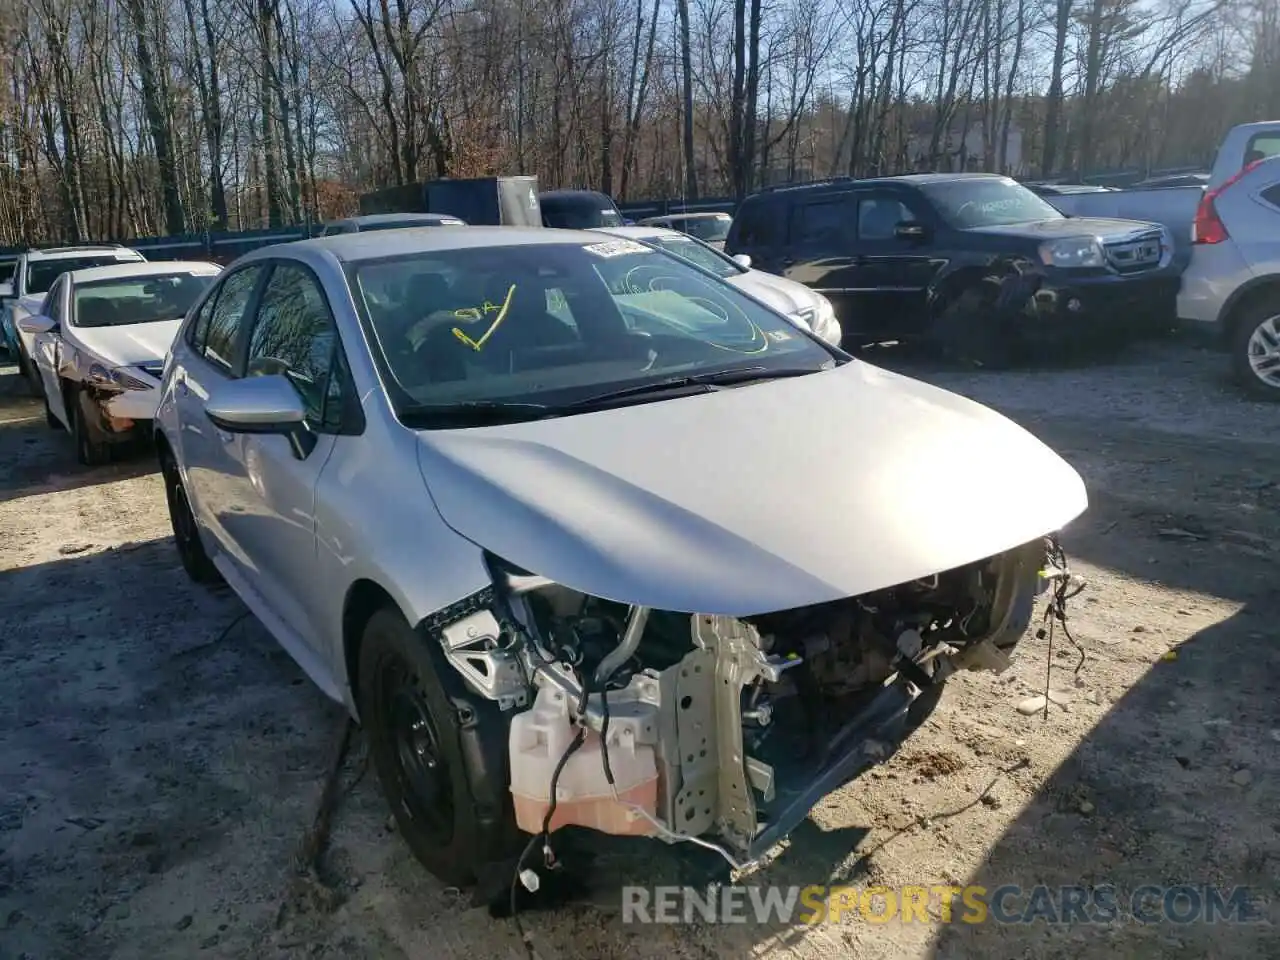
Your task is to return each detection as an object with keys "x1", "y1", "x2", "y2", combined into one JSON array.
[
  {"x1": 71, "y1": 388, "x2": 111, "y2": 466},
  {"x1": 927, "y1": 283, "x2": 1018, "y2": 370},
  {"x1": 358, "y1": 607, "x2": 518, "y2": 886},
  {"x1": 43, "y1": 391, "x2": 62, "y2": 431},
  {"x1": 18, "y1": 343, "x2": 44, "y2": 398},
  {"x1": 1230, "y1": 301, "x2": 1280, "y2": 402}
]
